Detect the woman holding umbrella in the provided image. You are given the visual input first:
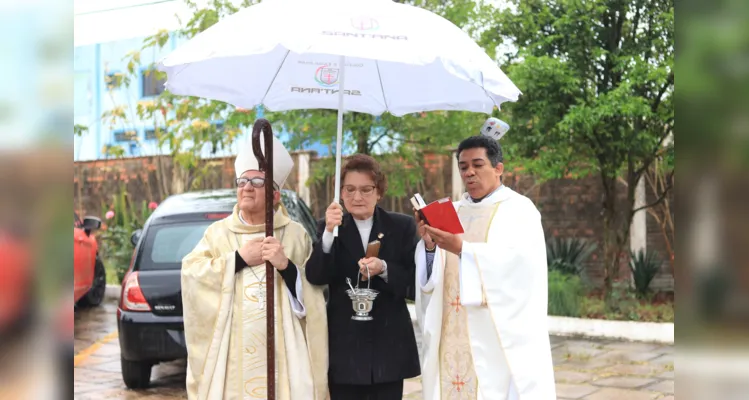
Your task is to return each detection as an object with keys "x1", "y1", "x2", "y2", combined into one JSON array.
[{"x1": 305, "y1": 154, "x2": 420, "y2": 400}]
